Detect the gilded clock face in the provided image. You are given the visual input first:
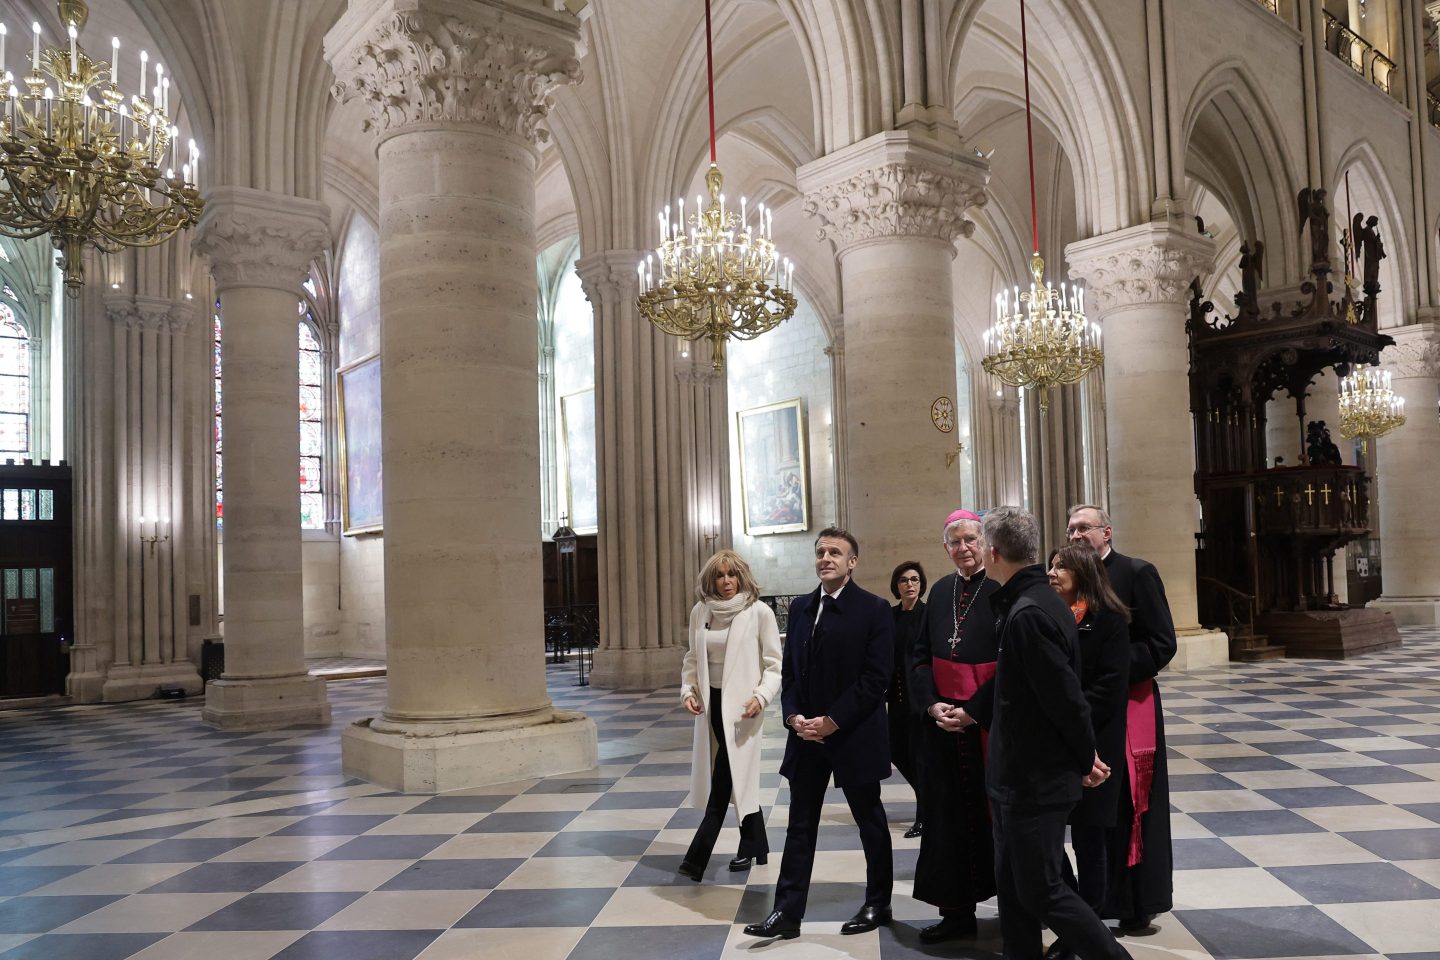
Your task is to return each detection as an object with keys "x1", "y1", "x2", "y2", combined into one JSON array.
[{"x1": 931, "y1": 397, "x2": 955, "y2": 434}]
